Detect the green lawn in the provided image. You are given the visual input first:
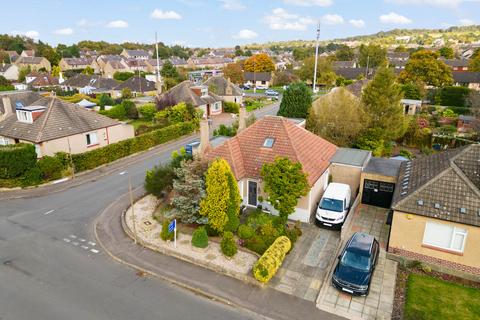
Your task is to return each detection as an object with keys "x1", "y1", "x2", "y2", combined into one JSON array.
[
  {"x1": 127, "y1": 119, "x2": 153, "y2": 130},
  {"x1": 404, "y1": 273, "x2": 480, "y2": 320}
]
